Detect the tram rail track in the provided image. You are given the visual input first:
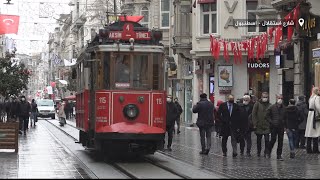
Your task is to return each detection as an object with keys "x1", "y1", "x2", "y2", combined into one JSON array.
[{"x1": 109, "y1": 156, "x2": 191, "y2": 179}]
